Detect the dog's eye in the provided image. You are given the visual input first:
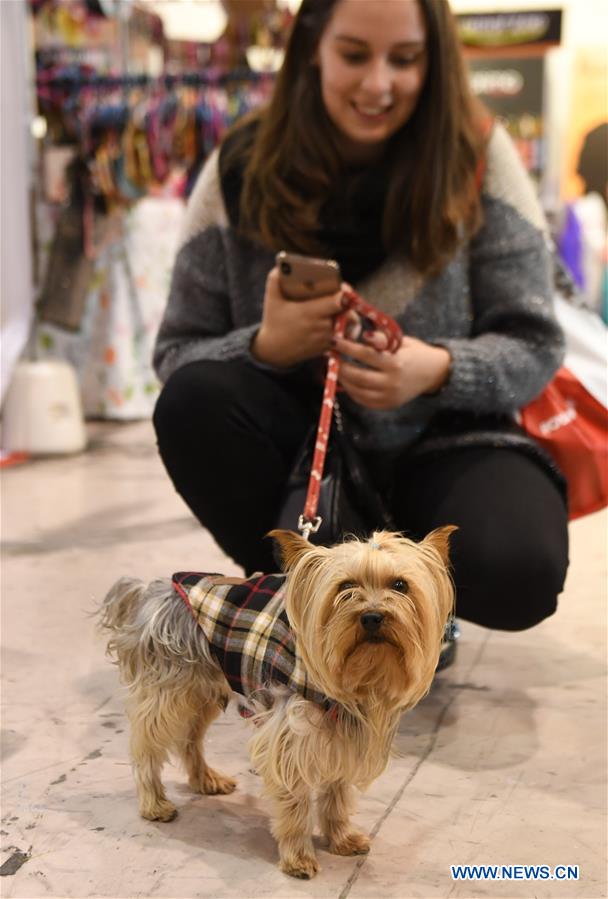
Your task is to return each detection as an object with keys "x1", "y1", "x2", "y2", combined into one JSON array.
[
  {"x1": 392, "y1": 579, "x2": 409, "y2": 593},
  {"x1": 338, "y1": 581, "x2": 357, "y2": 593}
]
